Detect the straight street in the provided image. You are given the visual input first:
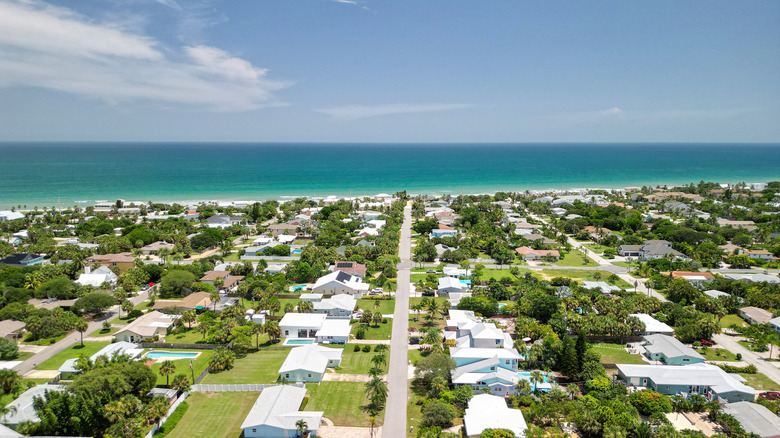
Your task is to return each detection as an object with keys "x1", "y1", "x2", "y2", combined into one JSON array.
[
  {"x1": 13, "y1": 289, "x2": 150, "y2": 375},
  {"x1": 713, "y1": 334, "x2": 780, "y2": 386},
  {"x1": 384, "y1": 202, "x2": 413, "y2": 438}
]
